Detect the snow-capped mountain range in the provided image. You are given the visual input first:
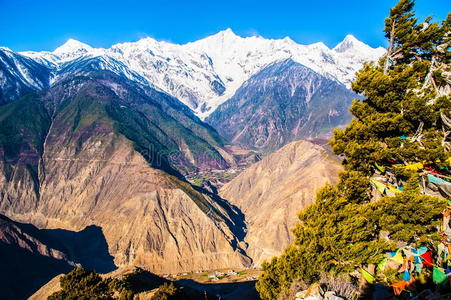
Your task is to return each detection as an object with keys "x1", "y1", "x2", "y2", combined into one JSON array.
[{"x1": 2, "y1": 29, "x2": 385, "y2": 118}]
